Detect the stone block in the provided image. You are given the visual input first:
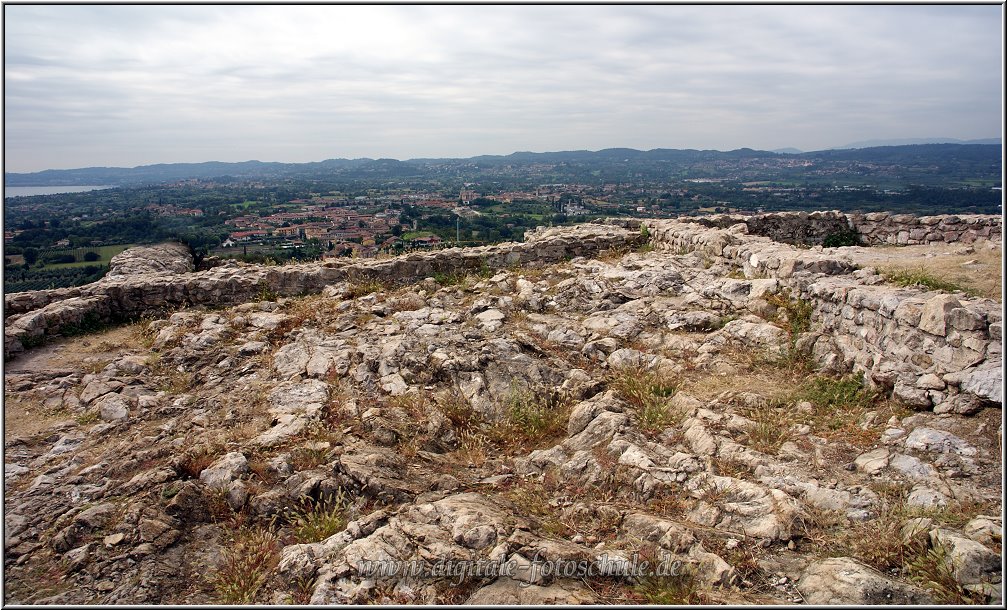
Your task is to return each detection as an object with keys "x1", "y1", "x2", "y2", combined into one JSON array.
[
  {"x1": 919, "y1": 294, "x2": 962, "y2": 337},
  {"x1": 948, "y1": 308, "x2": 986, "y2": 332}
]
